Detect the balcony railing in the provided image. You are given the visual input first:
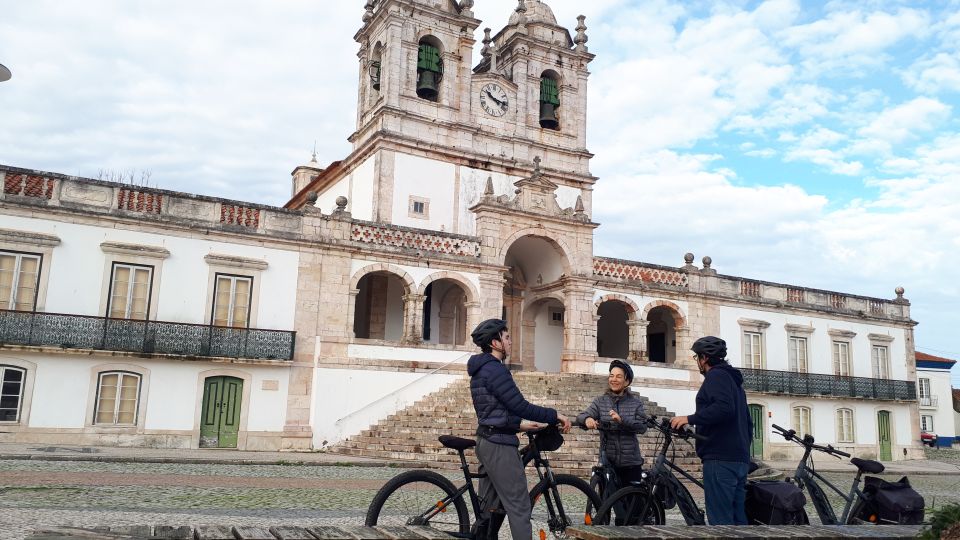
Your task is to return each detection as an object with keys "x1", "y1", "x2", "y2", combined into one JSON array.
[
  {"x1": 920, "y1": 396, "x2": 939, "y2": 408},
  {"x1": 741, "y1": 368, "x2": 916, "y2": 401},
  {"x1": 0, "y1": 310, "x2": 295, "y2": 361}
]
